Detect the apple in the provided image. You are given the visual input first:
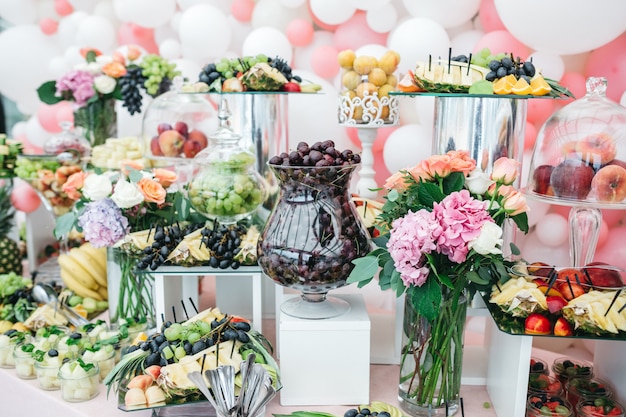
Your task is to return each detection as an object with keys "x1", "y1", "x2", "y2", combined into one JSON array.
[
  {"x1": 557, "y1": 281, "x2": 586, "y2": 301},
  {"x1": 527, "y1": 262, "x2": 555, "y2": 279},
  {"x1": 174, "y1": 121, "x2": 189, "y2": 138},
  {"x1": 524, "y1": 313, "x2": 551, "y2": 335},
  {"x1": 157, "y1": 122, "x2": 172, "y2": 135},
  {"x1": 183, "y1": 140, "x2": 202, "y2": 158},
  {"x1": 583, "y1": 262, "x2": 624, "y2": 288},
  {"x1": 546, "y1": 295, "x2": 568, "y2": 314},
  {"x1": 188, "y1": 129, "x2": 208, "y2": 149},
  {"x1": 590, "y1": 164, "x2": 626, "y2": 202},
  {"x1": 532, "y1": 165, "x2": 555, "y2": 196},
  {"x1": 553, "y1": 317, "x2": 574, "y2": 336},
  {"x1": 150, "y1": 136, "x2": 163, "y2": 156},
  {"x1": 607, "y1": 159, "x2": 626, "y2": 170},
  {"x1": 158, "y1": 130, "x2": 185, "y2": 157},
  {"x1": 550, "y1": 159, "x2": 595, "y2": 200}
]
